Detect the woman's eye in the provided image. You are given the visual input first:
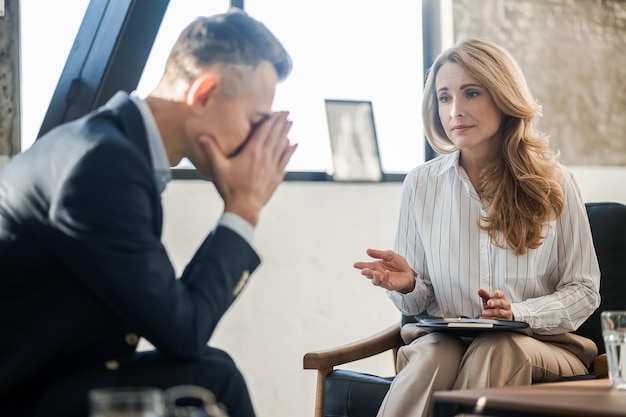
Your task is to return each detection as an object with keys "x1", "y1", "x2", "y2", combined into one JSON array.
[
  {"x1": 467, "y1": 91, "x2": 479, "y2": 98},
  {"x1": 438, "y1": 95, "x2": 450, "y2": 103}
]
